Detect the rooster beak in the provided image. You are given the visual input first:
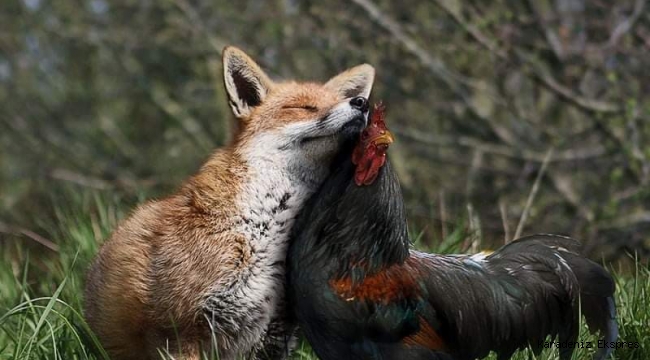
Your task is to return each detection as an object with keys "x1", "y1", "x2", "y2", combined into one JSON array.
[{"x1": 372, "y1": 130, "x2": 394, "y2": 147}]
